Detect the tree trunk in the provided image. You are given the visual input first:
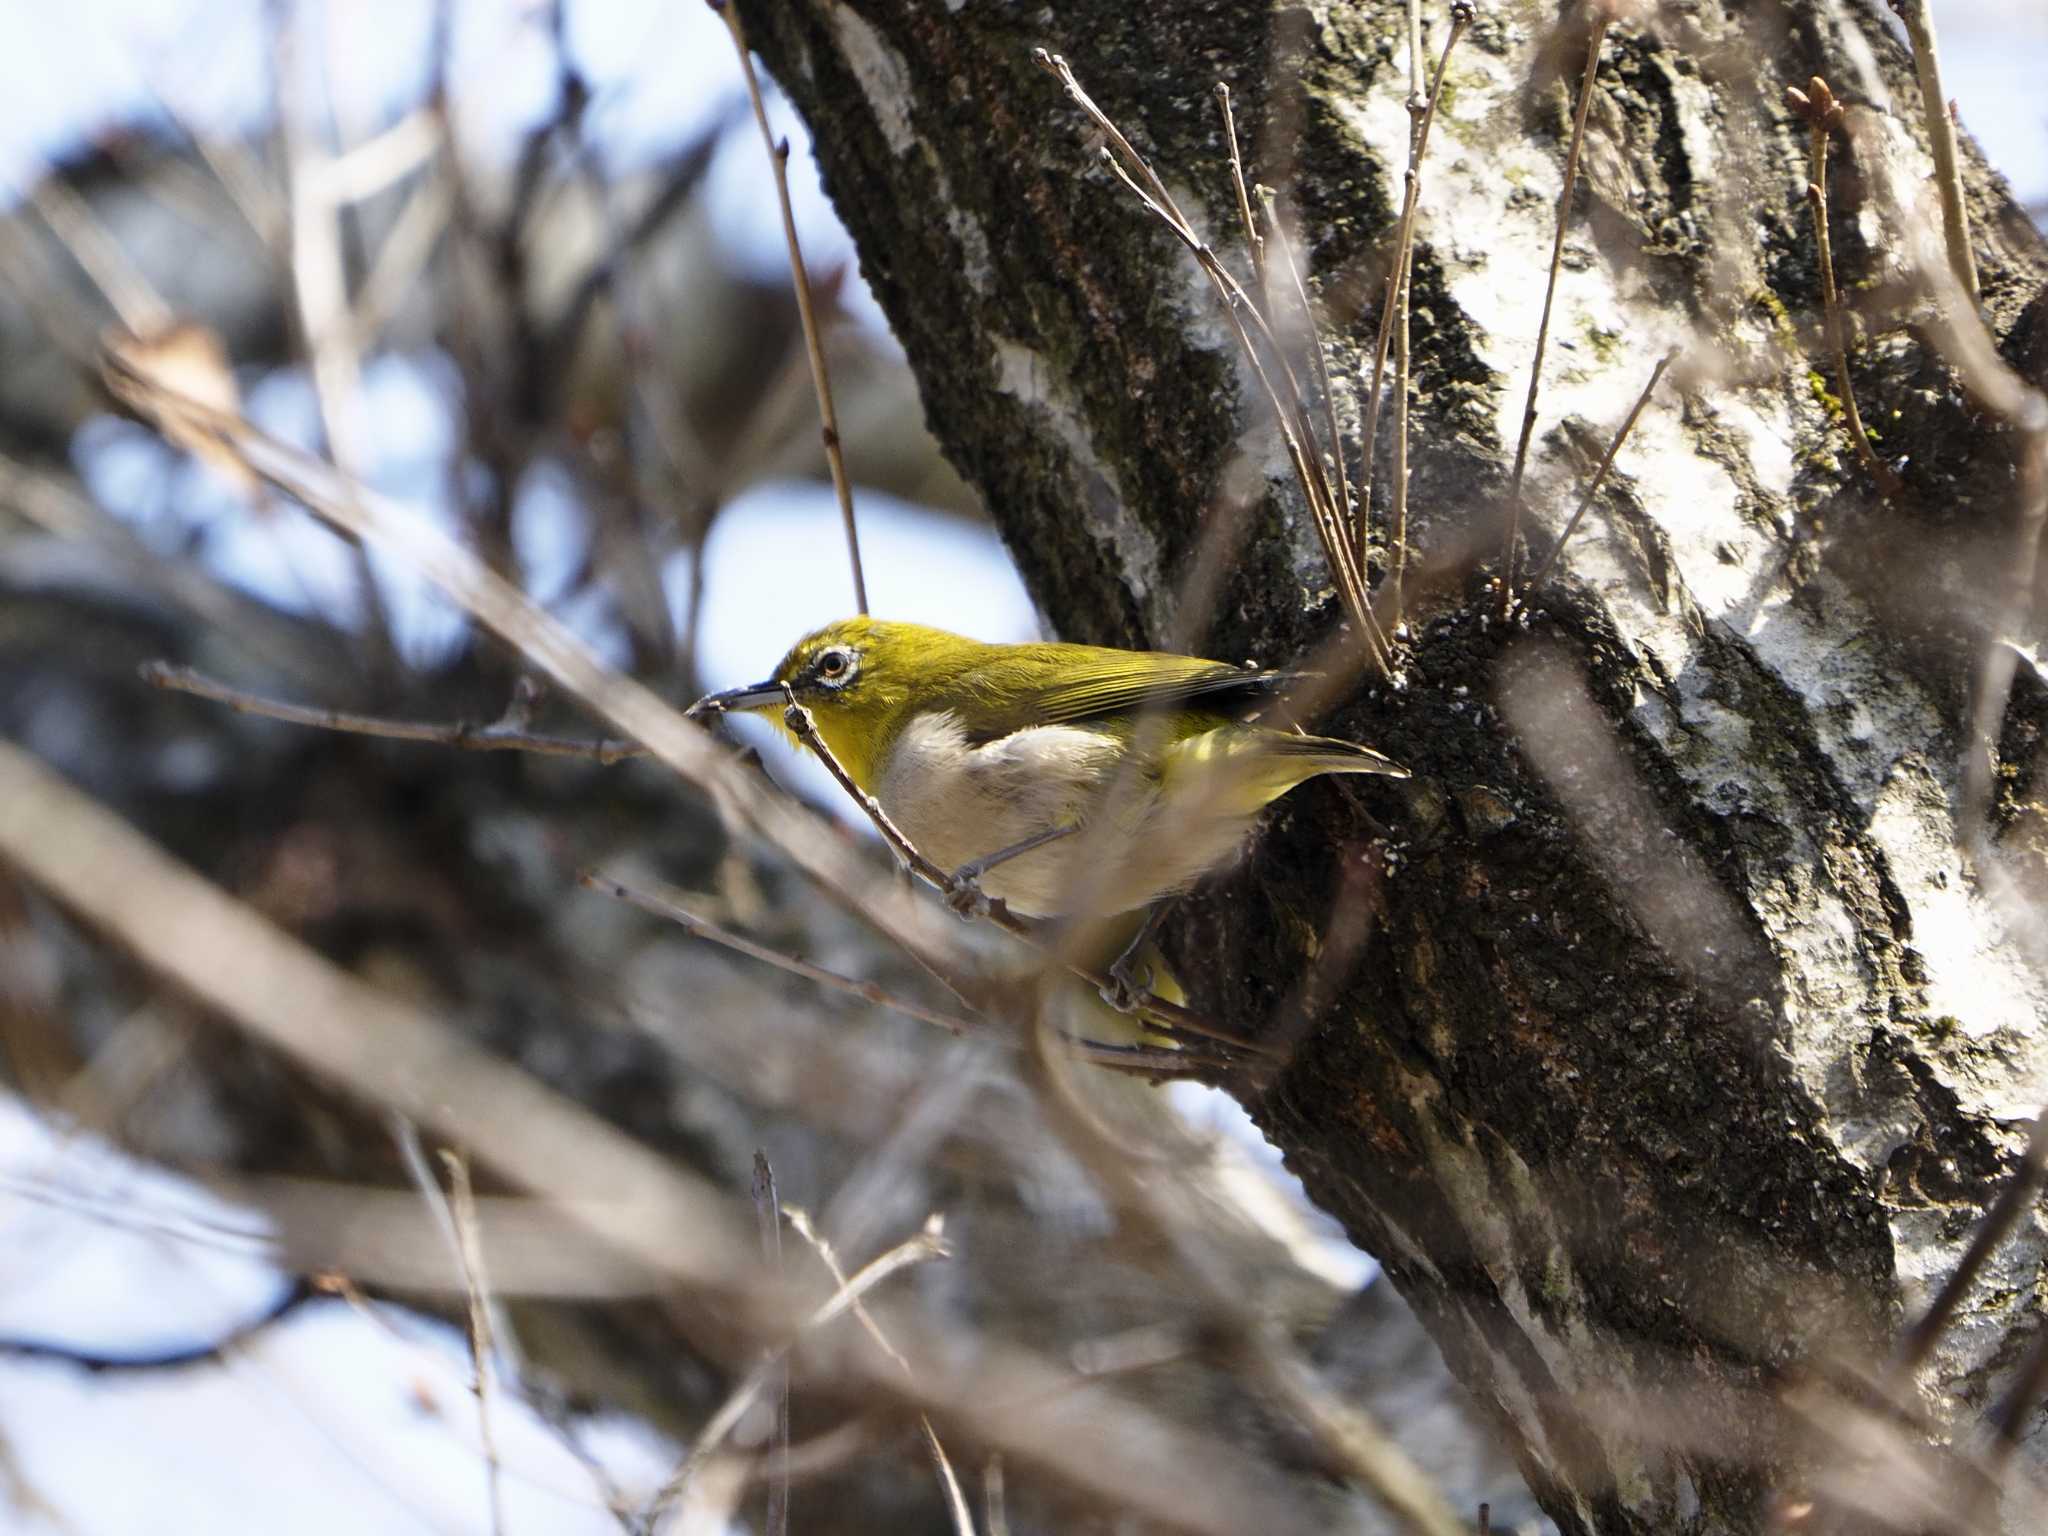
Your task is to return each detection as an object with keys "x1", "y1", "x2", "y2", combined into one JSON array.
[{"x1": 733, "y1": 0, "x2": 2048, "y2": 1529}]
